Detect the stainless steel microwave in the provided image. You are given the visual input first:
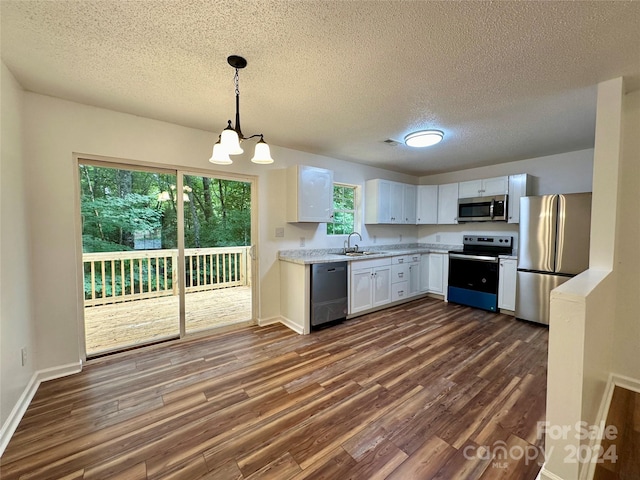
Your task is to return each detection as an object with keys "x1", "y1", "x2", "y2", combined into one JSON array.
[{"x1": 457, "y1": 195, "x2": 508, "y2": 222}]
